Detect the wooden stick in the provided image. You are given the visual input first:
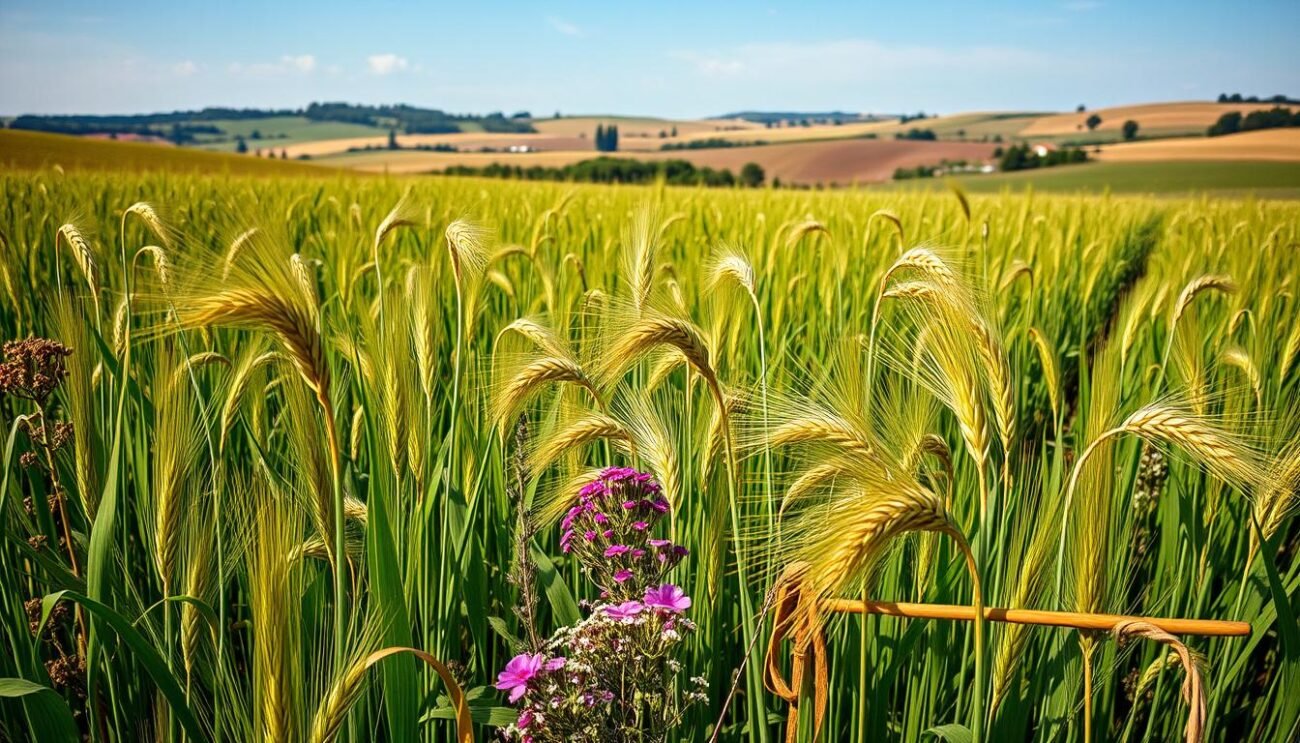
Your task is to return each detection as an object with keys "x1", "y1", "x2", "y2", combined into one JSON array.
[{"x1": 822, "y1": 599, "x2": 1250, "y2": 637}]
